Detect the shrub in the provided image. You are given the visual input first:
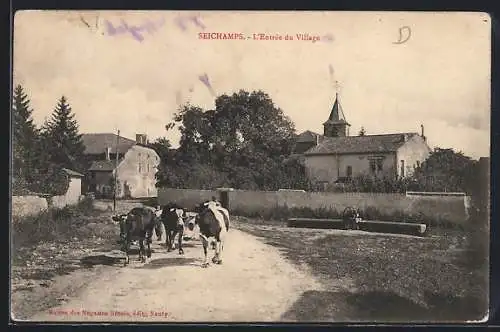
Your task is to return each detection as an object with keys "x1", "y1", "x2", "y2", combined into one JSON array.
[
  {"x1": 231, "y1": 204, "x2": 461, "y2": 230},
  {"x1": 12, "y1": 196, "x2": 97, "y2": 249}
]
